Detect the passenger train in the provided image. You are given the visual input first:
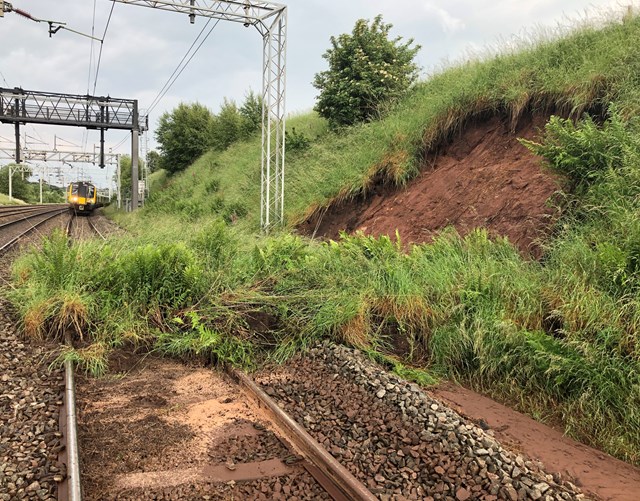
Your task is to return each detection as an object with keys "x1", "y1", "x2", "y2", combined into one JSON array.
[{"x1": 67, "y1": 181, "x2": 99, "y2": 214}]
